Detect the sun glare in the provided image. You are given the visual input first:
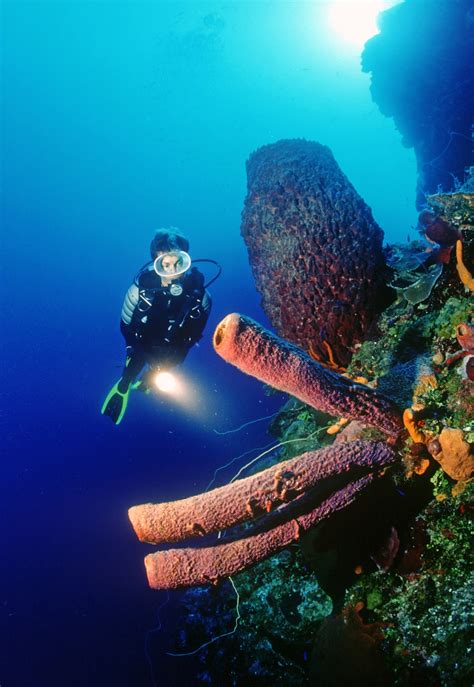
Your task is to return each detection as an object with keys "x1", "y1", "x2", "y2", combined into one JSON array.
[{"x1": 327, "y1": 0, "x2": 389, "y2": 47}]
